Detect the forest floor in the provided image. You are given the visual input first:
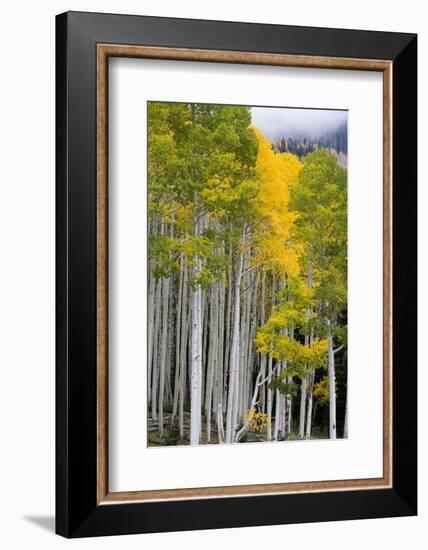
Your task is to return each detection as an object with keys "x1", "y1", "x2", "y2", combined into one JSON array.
[{"x1": 147, "y1": 412, "x2": 329, "y2": 446}]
